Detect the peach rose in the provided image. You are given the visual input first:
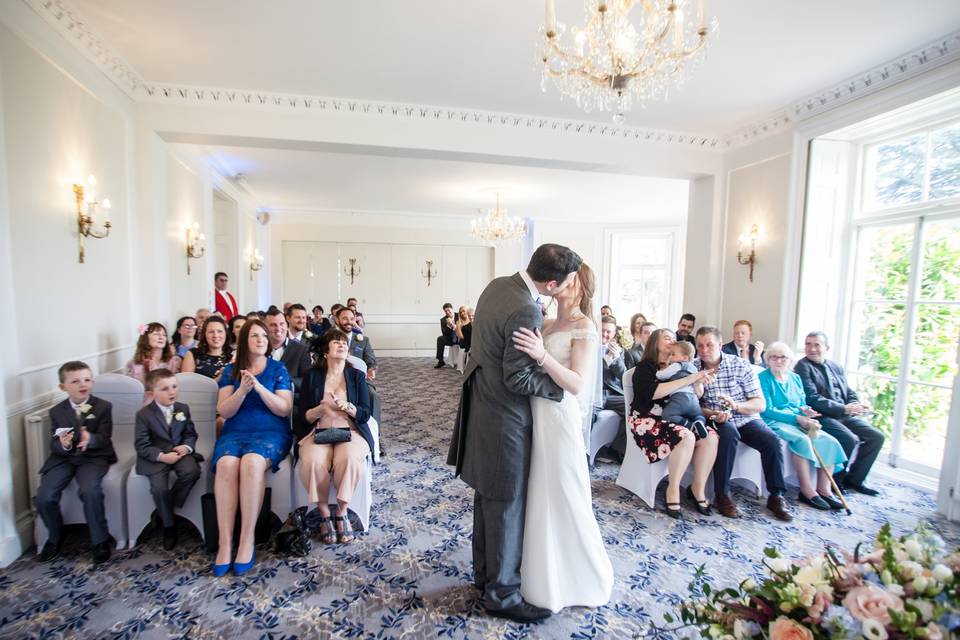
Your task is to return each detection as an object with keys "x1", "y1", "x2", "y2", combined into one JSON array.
[
  {"x1": 842, "y1": 584, "x2": 904, "y2": 626},
  {"x1": 769, "y1": 616, "x2": 813, "y2": 640}
]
